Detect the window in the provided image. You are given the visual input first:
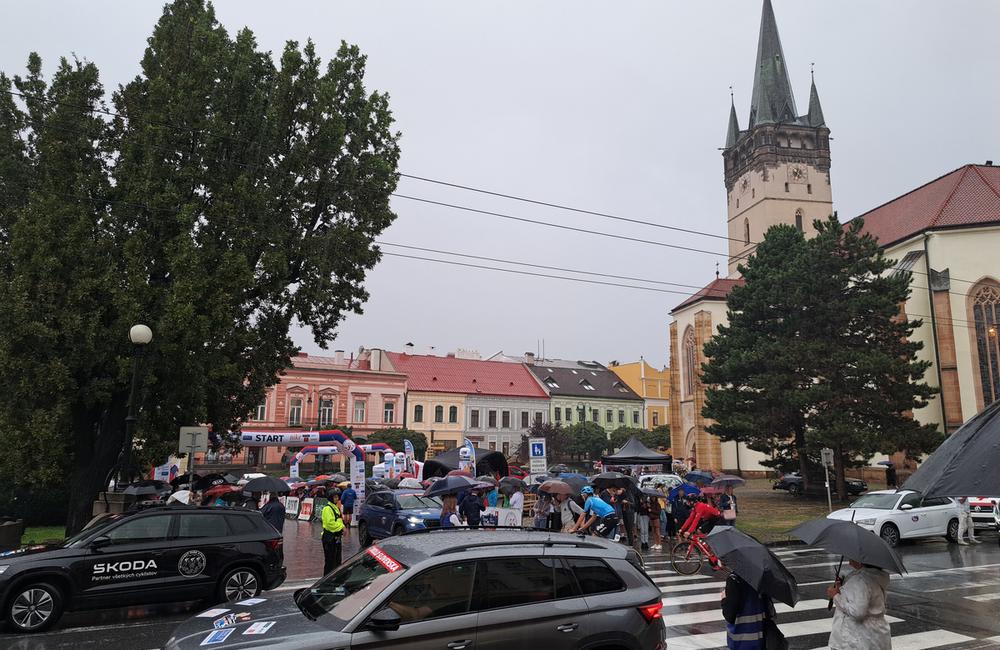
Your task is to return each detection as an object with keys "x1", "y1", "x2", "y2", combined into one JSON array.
[
  {"x1": 288, "y1": 397, "x2": 303, "y2": 426},
  {"x1": 751, "y1": 188, "x2": 755, "y2": 199},
  {"x1": 225, "y1": 515, "x2": 257, "y2": 535},
  {"x1": 106, "y1": 515, "x2": 170, "y2": 544},
  {"x1": 434, "y1": 405, "x2": 444, "y2": 423},
  {"x1": 606, "y1": 409, "x2": 613, "y2": 423},
  {"x1": 652, "y1": 411, "x2": 659, "y2": 427},
  {"x1": 544, "y1": 377, "x2": 559, "y2": 389},
  {"x1": 251, "y1": 402, "x2": 266, "y2": 421},
  {"x1": 501, "y1": 411, "x2": 511, "y2": 428},
  {"x1": 449, "y1": 405, "x2": 458, "y2": 423},
  {"x1": 534, "y1": 411, "x2": 543, "y2": 425},
  {"x1": 581, "y1": 380, "x2": 595, "y2": 391},
  {"x1": 387, "y1": 562, "x2": 476, "y2": 623},
  {"x1": 475, "y1": 558, "x2": 569, "y2": 610},
  {"x1": 384, "y1": 402, "x2": 395, "y2": 424},
  {"x1": 972, "y1": 282, "x2": 1000, "y2": 405},
  {"x1": 309, "y1": 552, "x2": 407, "y2": 621},
  {"x1": 521, "y1": 411, "x2": 530, "y2": 429},
  {"x1": 899, "y1": 493, "x2": 923, "y2": 510},
  {"x1": 632, "y1": 410, "x2": 640, "y2": 425},
  {"x1": 488, "y1": 410, "x2": 497, "y2": 428},
  {"x1": 683, "y1": 326, "x2": 697, "y2": 398},
  {"x1": 744, "y1": 218, "x2": 750, "y2": 245},
  {"x1": 784, "y1": 182, "x2": 789, "y2": 192},
  {"x1": 318, "y1": 398, "x2": 334, "y2": 427},
  {"x1": 568, "y1": 558, "x2": 625, "y2": 595},
  {"x1": 564, "y1": 407, "x2": 571, "y2": 422},
  {"x1": 489, "y1": 442, "x2": 496, "y2": 451},
  {"x1": 618, "y1": 409, "x2": 625, "y2": 424},
  {"x1": 795, "y1": 209, "x2": 803, "y2": 232},
  {"x1": 554, "y1": 407, "x2": 562, "y2": 422},
  {"x1": 502, "y1": 442, "x2": 509, "y2": 456},
  {"x1": 414, "y1": 404, "x2": 424, "y2": 423},
  {"x1": 354, "y1": 399, "x2": 366, "y2": 423},
  {"x1": 470, "y1": 409, "x2": 480, "y2": 428},
  {"x1": 177, "y1": 514, "x2": 229, "y2": 539},
  {"x1": 807, "y1": 183, "x2": 812, "y2": 194}
]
